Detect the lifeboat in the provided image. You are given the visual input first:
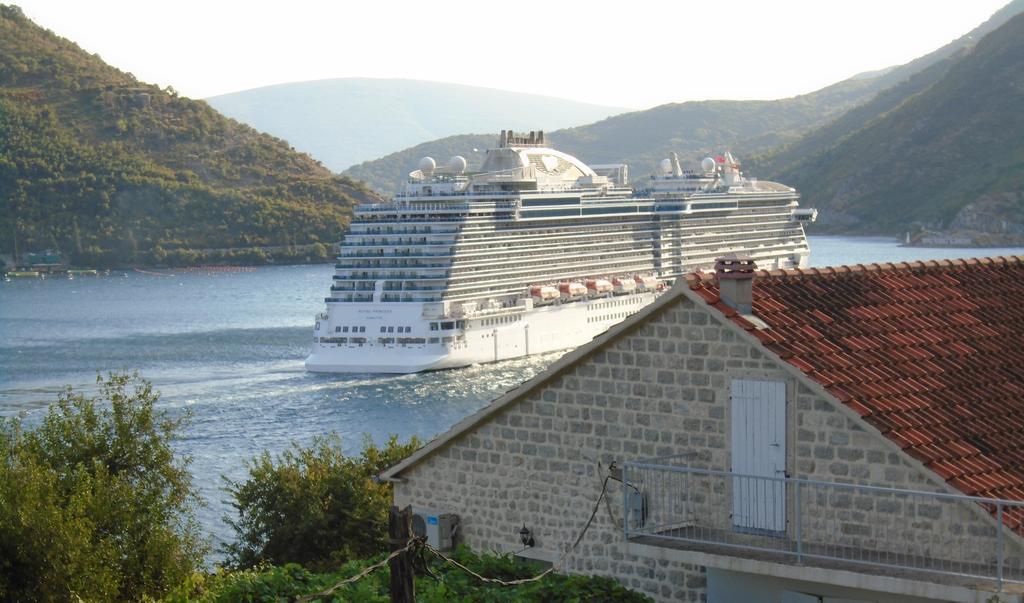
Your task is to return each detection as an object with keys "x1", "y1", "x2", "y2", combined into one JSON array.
[
  {"x1": 530, "y1": 285, "x2": 560, "y2": 304},
  {"x1": 558, "y1": 281, "x2": 587, "y2": 300},
  {"x1": 633, "y1": 275, "x2": 659, "y2": 291},
  {"x1": 612, "y1": 277, "x2": 636, "y2": 294},
  {"x1": 585, "y1": 279, "x2": 614, "y2": 297}
]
